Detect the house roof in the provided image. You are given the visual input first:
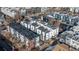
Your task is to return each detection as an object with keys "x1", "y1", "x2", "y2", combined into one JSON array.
[{"x1": 9, "y1": 21, "x2": 39, "y2": 40}]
